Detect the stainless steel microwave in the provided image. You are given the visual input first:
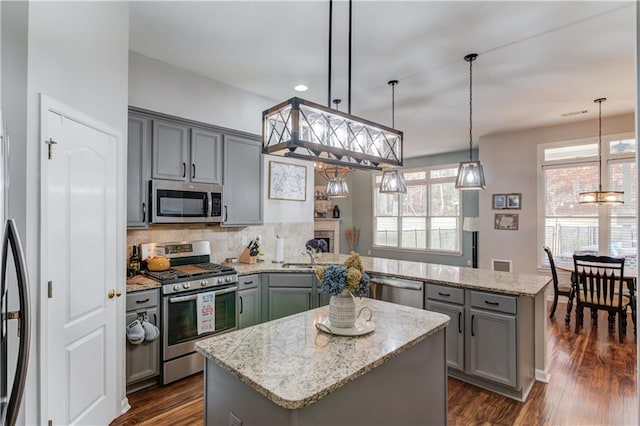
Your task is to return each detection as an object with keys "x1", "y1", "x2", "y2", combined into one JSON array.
[{"x1": 150, "y1": 180, "x2": 223, "y2": 223}]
